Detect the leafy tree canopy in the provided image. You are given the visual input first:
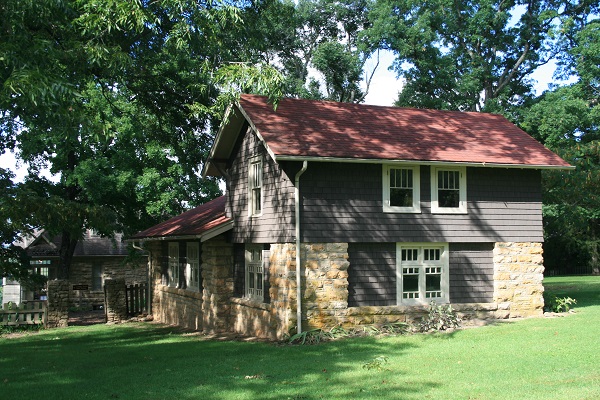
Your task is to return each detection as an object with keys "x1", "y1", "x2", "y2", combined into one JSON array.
[
  {"x1": 240, "y1": 0, "x2": 378, "y2": 102},
  {"x1": 367, "y1": 0, "x2": 599, "y2": 112},
  {"x1": 0, "y1": 0, "x2": 282, "y2": 279}
]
